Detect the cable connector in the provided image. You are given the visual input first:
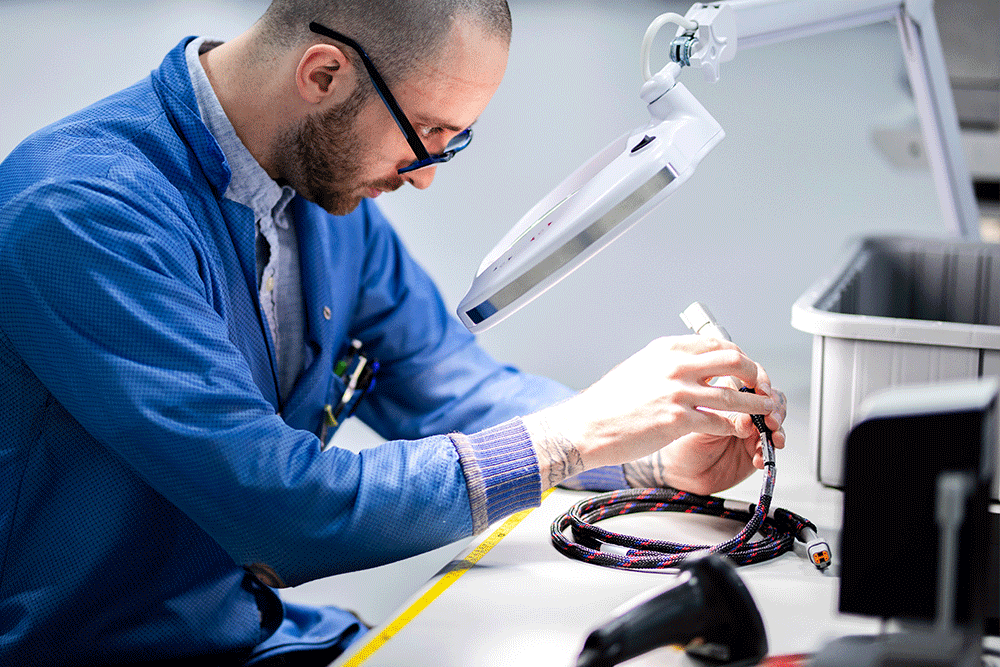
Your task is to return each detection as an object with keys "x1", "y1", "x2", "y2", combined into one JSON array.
[
  {"x1": 771, "y1": 508, "x2": 831, "y2": 571},
  {"x1": 794, "y1": 525, "x2": 832, "y2": 571}
]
